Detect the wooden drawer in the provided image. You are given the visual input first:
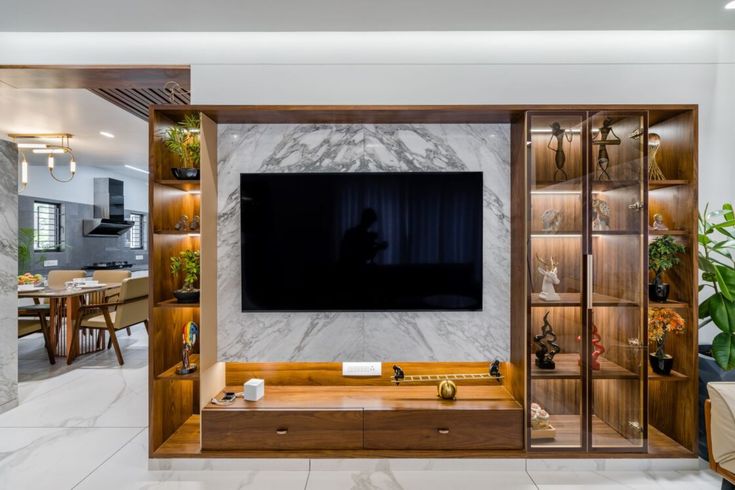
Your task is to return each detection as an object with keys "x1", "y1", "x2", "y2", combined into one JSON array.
[
  {"x1": 364, "y1": 409, "x2": 523, "y2": 450},
  {"x1": 202, "y1": 409, "x2": 363, "y2": 450}
]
